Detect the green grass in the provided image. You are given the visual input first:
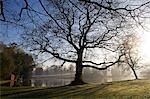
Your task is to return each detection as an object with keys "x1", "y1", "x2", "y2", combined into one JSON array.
[{"x1": 1, "y1": 79, "x2": 150, "y2": 99}]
